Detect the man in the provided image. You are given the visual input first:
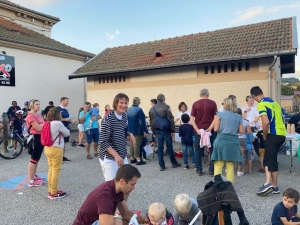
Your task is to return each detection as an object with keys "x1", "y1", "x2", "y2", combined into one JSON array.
[
  {"x1": 149, "y1": 94, "x2": 181, "y2": 171},
  {"x1": 127, "y1": 97, "x2": 148, "y2": 165},
  {"x1": 79, "y1": 102, "x2": 100, "y2": 159},
  {"x1": 288, "y1": 112, "x2": 300, "y2": 134},
  {"x1": 43, "y1": 101, "x2": 54, "y2": 118},
  {"x1": 190, "y1": 88, "x2": 217, "y2": 176},
  {"x1": 73, "y1": 165, "x2": 149, "y2": 225},
  {"x1": 7, "y1": 101, "x2": 21, "y2": 122},
  {"x1": 242, "y1": 95, "x2": 260, "y2": 129},
  {"x1": 57, "y1": 97, "x2": 74, "y2": 162},
  {"x1": 250, "y1": 86, "x2": 286, "y2": 196}
]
